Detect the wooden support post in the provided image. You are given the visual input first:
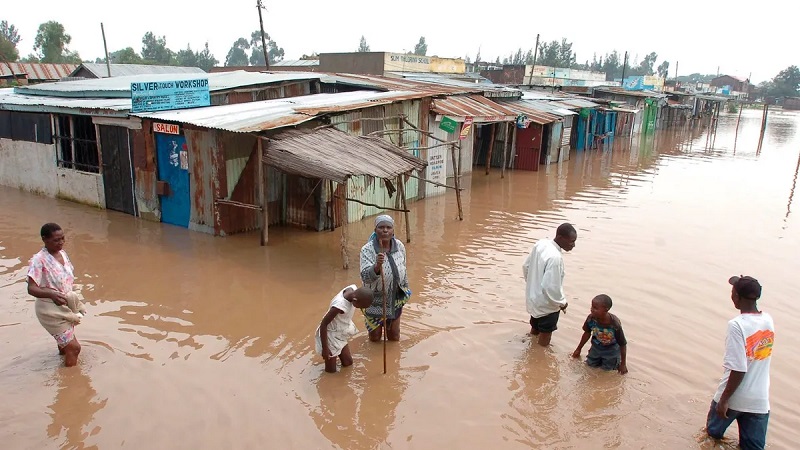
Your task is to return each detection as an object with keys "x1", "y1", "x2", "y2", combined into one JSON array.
[
  {"x1": 329, "y1": 180, "x2": 336, "y2": 232},
  {"x1": 757, "y1": 103, "x2": 769, "y2": 155},
  {"x1": 259, "y1": 139, "x2": 268, "y2": 246},
  {"x1": 502, "y1": 122, "x2": 511, "y2": 179},
  {"x1": 485, "y1": 123, "x2": 497, "y2": 175},
  {"x1": 451, "y1": 143, "x2": 464, "y2": 220},
  {"x1": 341, "y1": 178, "x2": 349, "y2": 269},
  {"x1": 398, "y1": 173, "x2": 411, "y2": 243}
]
